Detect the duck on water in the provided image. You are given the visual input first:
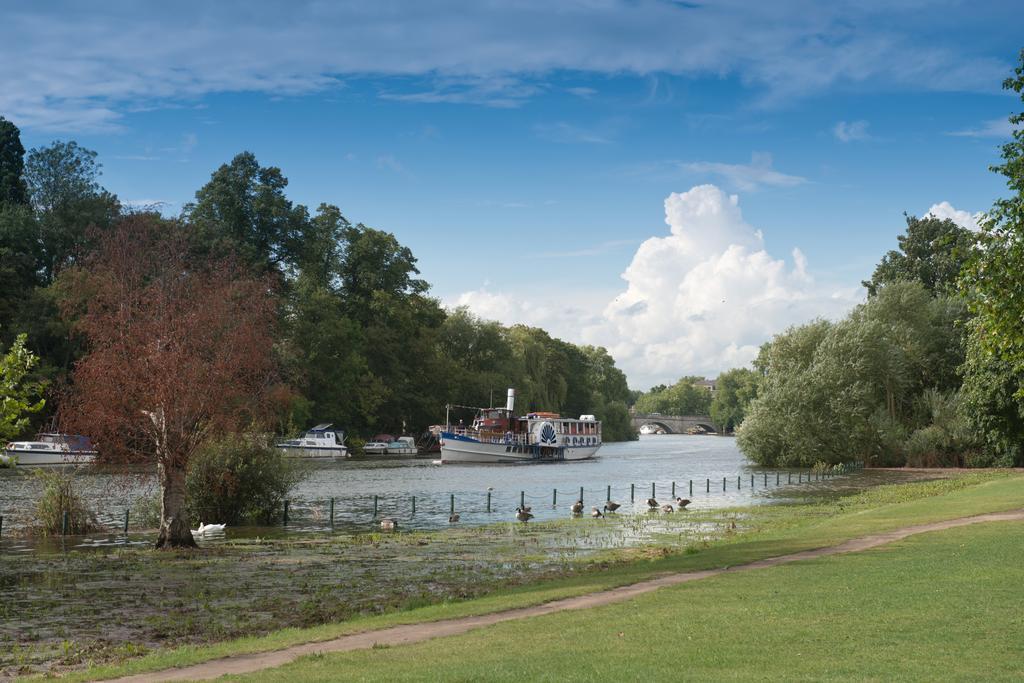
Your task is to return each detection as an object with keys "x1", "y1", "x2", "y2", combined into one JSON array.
[{"x1": 438, "y1": 388, "x2": 602, "y2": 464}]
